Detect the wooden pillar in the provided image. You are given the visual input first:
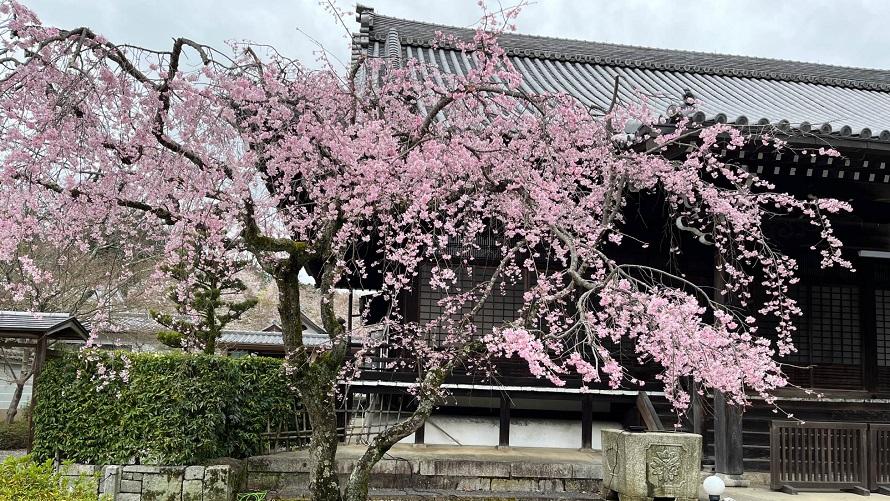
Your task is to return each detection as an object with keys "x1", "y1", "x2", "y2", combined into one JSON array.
[
  {"x1": 714, "y1": 391, "x2": 744, "y2": 475},
  {"x1": 860, "y1": 258, "x2": 878, "y2": 393},
  {"x1": 691, "y1": 388, "x2": 703, "y2": 435},
  {"x1": 414, "y1": 419, "x2": 426, "y2": 445},
  {"x1": 27, "y1": 335, "x2": 47, "y2": 452},
  {"x1": 713, "y1": 251, "x2": 744, "y2": 474},
  {"x1": 499, "y1": 393, "x2": 510, "y2": 447},
  {"x1": 581, "y1": 394, "x2": 593, "y2": 449}
]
